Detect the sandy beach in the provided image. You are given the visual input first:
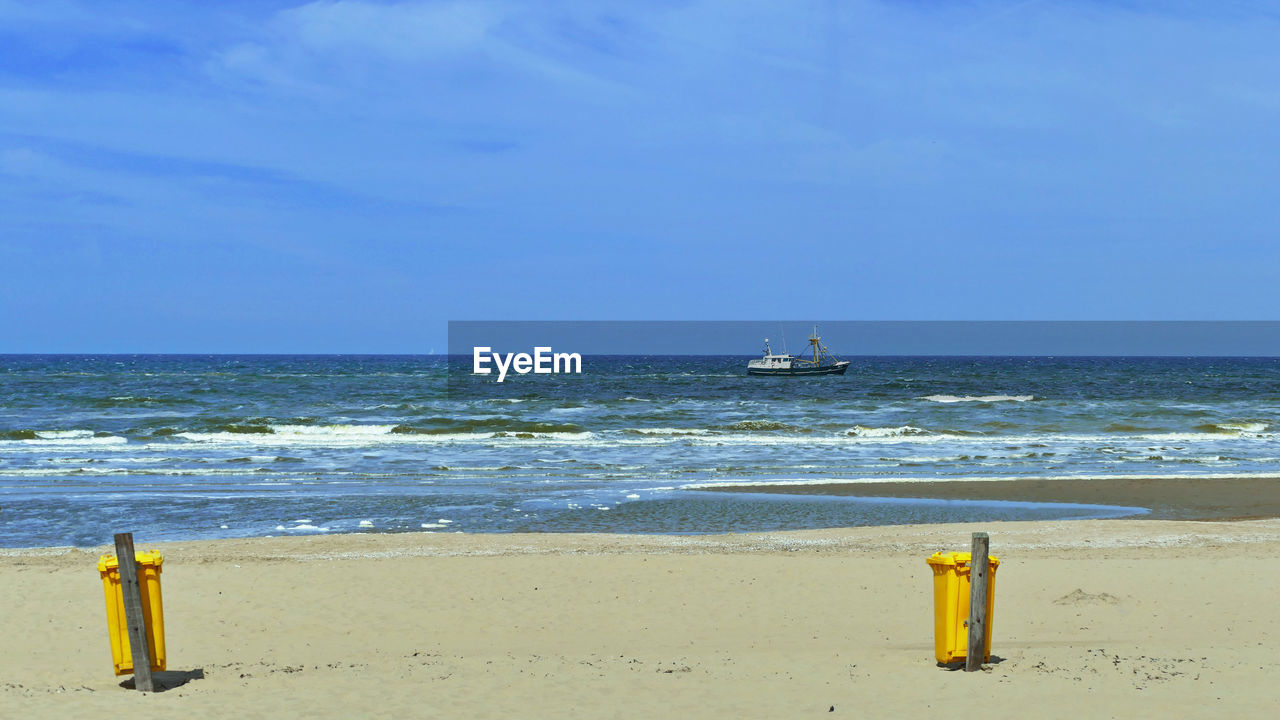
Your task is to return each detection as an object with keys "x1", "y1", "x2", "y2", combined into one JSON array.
[{"x1": 4, "y1": 519, "x2": 1279, "y2": 718}]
